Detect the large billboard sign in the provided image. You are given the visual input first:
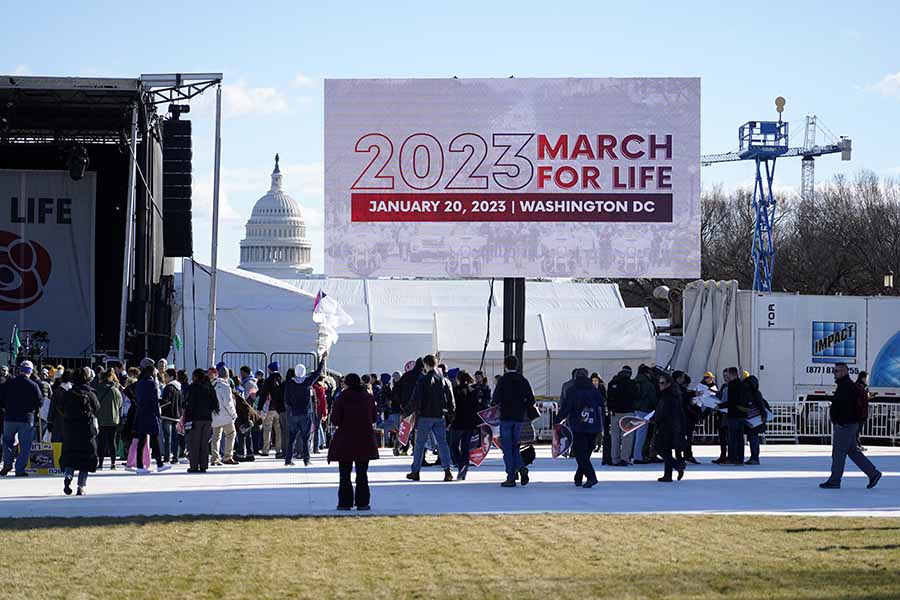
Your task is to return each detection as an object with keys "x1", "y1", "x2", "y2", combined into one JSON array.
[
  {"x1": 0, "y1": 170, "x2": 95, "y2": 357},
  {"x1": 324, "y1": 77, "x2": 700, "y2": 278}
]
